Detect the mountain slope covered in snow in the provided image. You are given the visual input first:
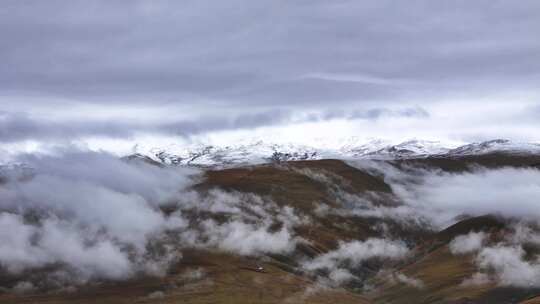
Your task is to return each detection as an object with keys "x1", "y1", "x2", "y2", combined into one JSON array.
[{"x1": 134, "y1": 138, "x2": 540, "y2": 167}]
